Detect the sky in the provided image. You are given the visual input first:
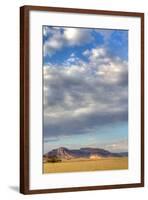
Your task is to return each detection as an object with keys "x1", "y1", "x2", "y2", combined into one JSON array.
[{"x1": 43, "y1": 26, "x2": 128, "y2": 154}]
